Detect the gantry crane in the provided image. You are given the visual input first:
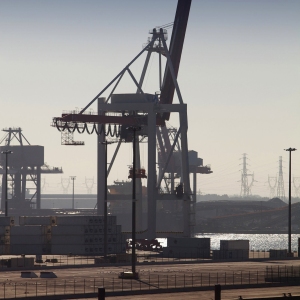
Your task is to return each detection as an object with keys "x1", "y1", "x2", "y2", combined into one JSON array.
[
  {"x1": 52, "y1": 0, "x2": 212, "y2": 238},
  {"x1": 0, "y1": 127, "x2": 63, "y2": 211}
]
